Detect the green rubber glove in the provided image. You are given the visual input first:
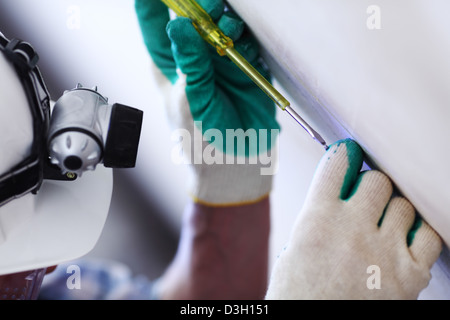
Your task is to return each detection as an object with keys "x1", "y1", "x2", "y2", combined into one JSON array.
[{"x1": 135, "y1": 0, "x2": 280, "y2": 206}]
